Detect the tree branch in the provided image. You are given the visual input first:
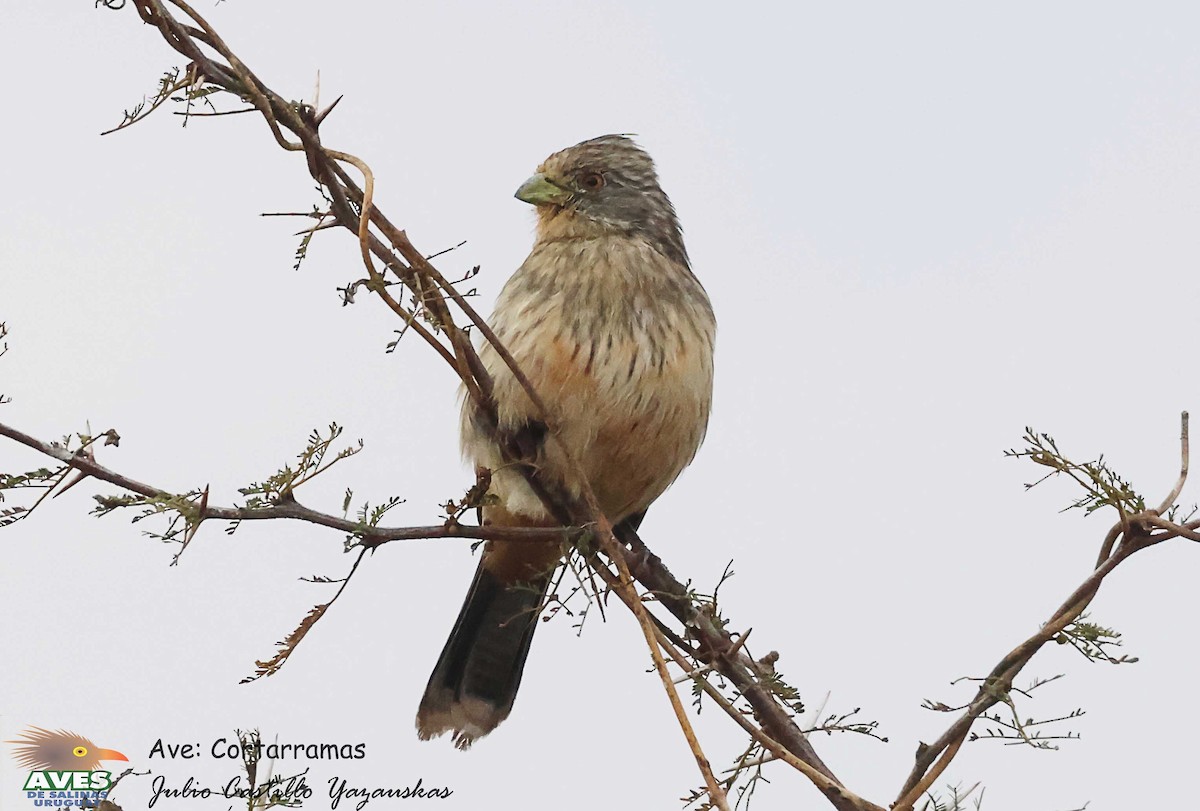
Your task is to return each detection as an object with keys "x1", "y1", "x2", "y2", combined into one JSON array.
[
  {"x1": 1156, "y1": 411, "x2": 1189, "y2": 515},
  {"x1": 895, "y1": 413, "x2": 1193, "y2": 808},
  {"x1": 0, "y1": 420, "x2": 574, "y2": 546},
  {"x1": 893, "y1": 539, "x2": 1138, "y2": 808}
]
